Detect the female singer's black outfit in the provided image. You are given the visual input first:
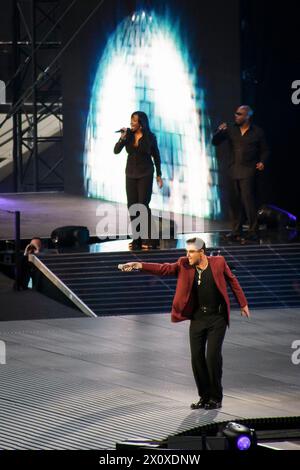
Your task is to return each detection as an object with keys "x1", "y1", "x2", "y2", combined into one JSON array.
[{"x1": 114, "y1": 132, "x2": 162, "y2": 246}]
